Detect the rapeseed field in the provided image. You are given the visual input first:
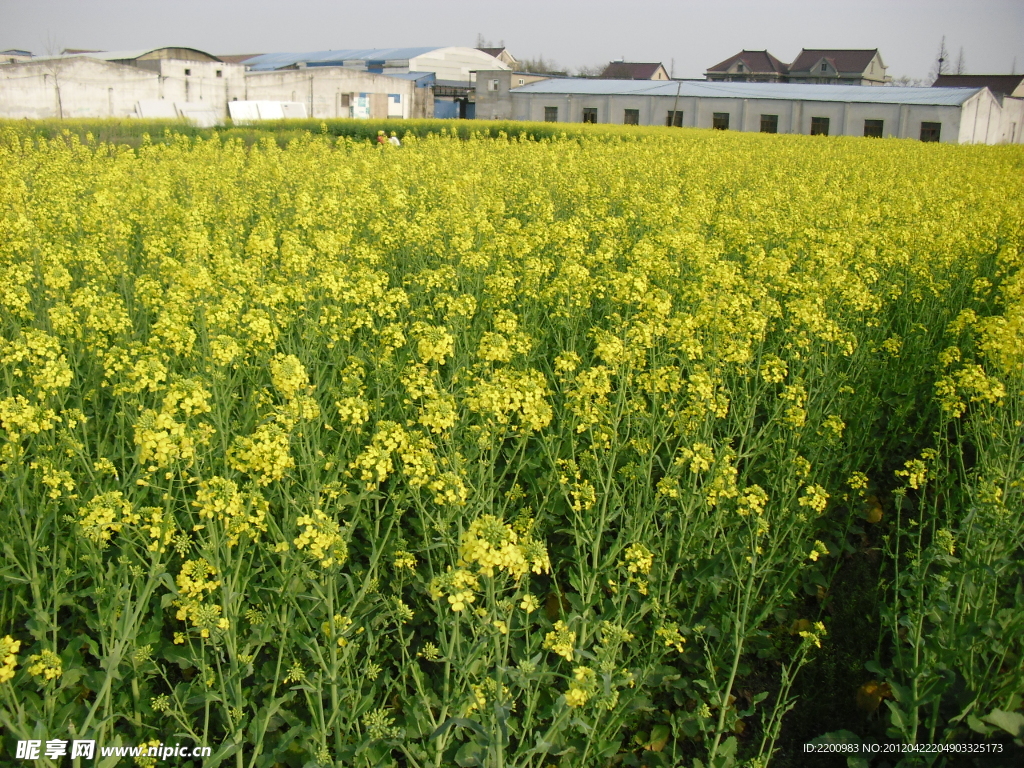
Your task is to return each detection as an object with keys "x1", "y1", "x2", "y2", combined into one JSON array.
[{"x1": 1, "y1": 122, "x2": 1022, "y2": 767}]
